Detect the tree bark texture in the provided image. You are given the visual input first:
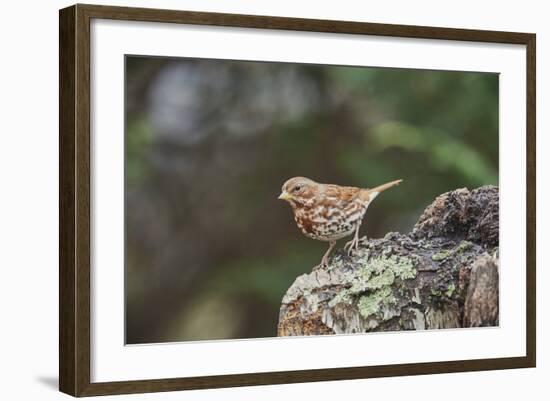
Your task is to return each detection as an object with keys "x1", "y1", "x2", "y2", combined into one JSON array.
[{"x1": 277, "y1": 186, "x2": 499, "y2": 336}]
